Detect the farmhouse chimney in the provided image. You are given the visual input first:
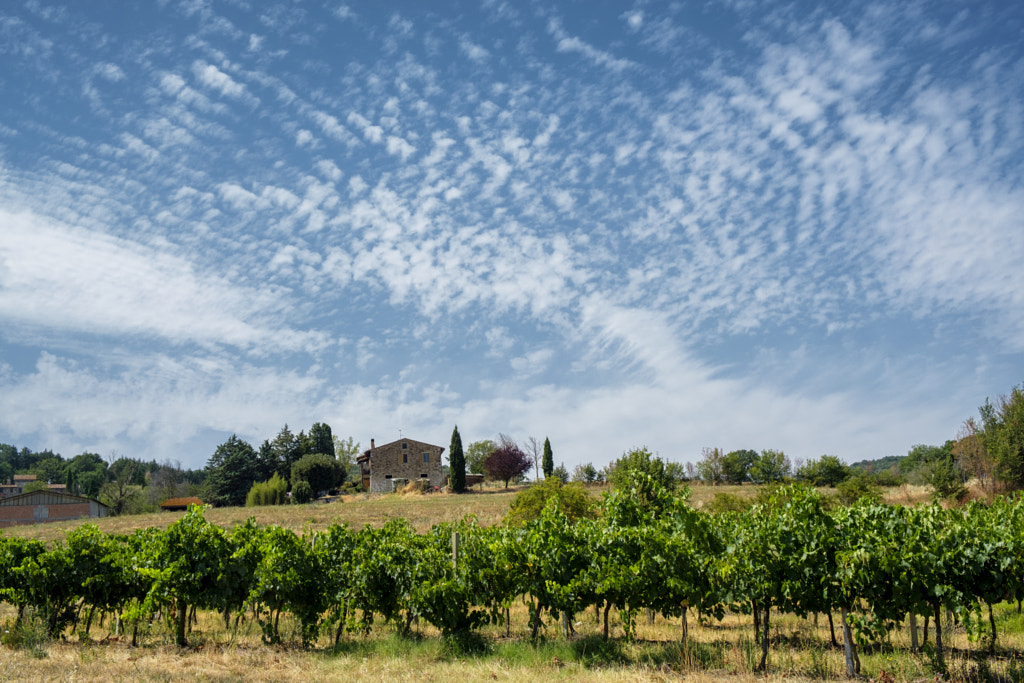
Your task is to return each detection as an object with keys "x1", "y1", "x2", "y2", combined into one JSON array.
[{"x1": 370, "y1": 438, "x2": 375, "y2": 449}]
